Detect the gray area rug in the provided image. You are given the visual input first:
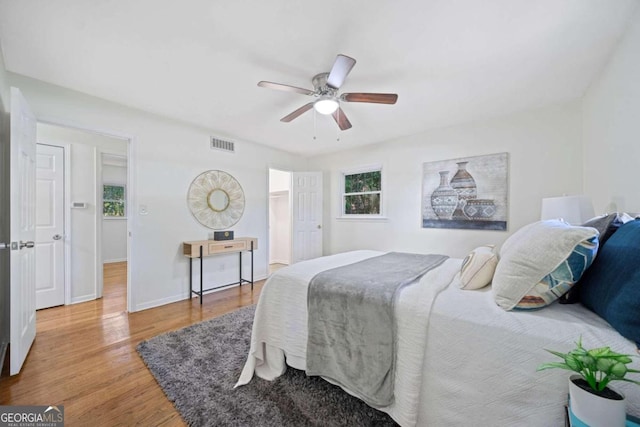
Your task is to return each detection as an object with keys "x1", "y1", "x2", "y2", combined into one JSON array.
[{"x1": 137, "y1": 305, "x2": 398, "y2": 426}]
